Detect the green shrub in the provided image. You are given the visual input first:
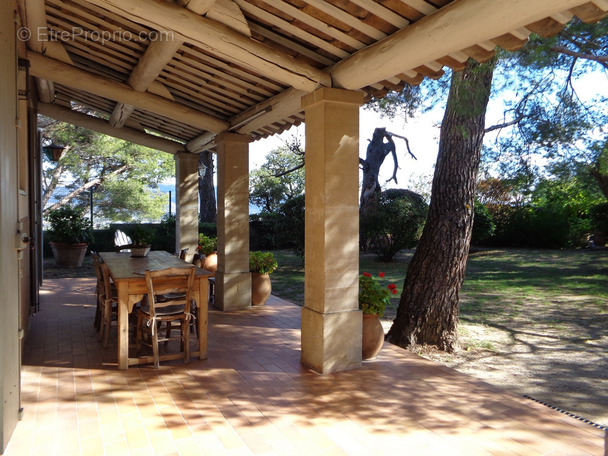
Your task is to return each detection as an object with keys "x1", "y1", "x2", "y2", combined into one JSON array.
[
  {"x1": 277, "y1": 194, "x2": 305, "y2": 257},
  {"x1": 360, "y1": 189, "x2": 427, "y2": 261},
  {"x1": 472, "y1": 201, "x2": 495, "y2": 245},
  {"x1": 45, "y1": 205, "x2": 92, "y2": 244},
  {"x1": 590, "y1": 202, "x2": 608, "y2": 233},
  {"x1": 197, "y1": 233, "x2": 217, "y2": 255},
  {"x1": 249, "y1": 251, "x2": 278, "y2": 274}
]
